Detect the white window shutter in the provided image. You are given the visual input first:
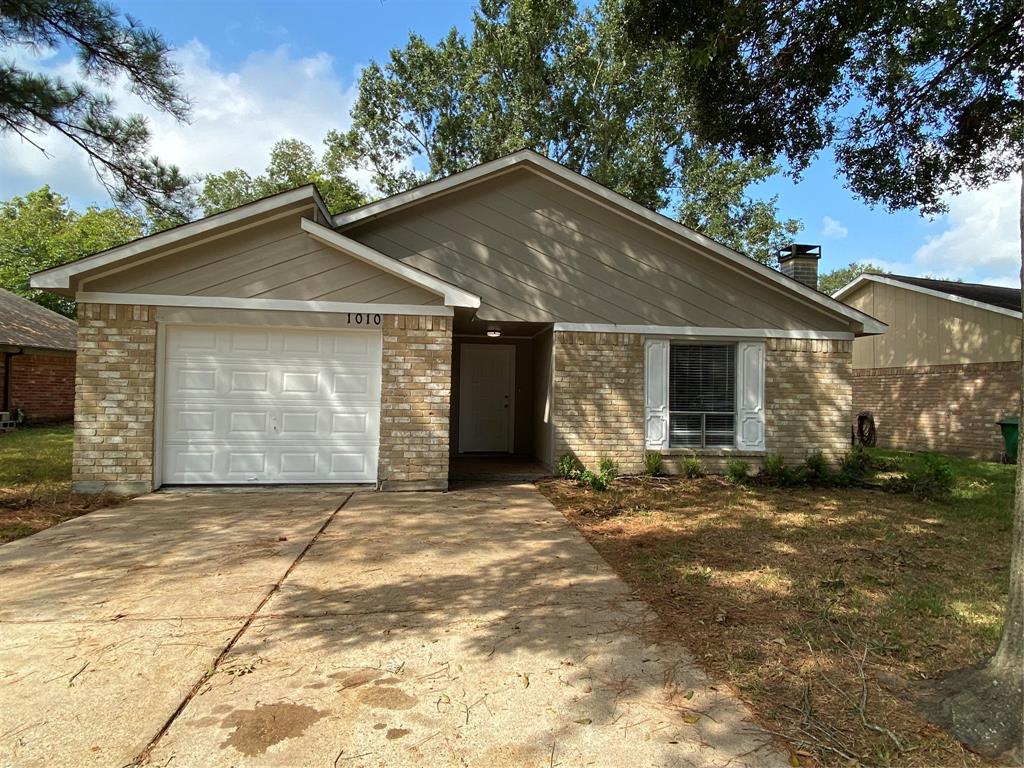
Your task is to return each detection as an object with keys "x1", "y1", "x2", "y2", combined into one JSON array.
[
  {"x1": 644, "y1": 339, "x2": 669, "y2": 450},
  {"x1": 735, "y1": 341, "x2": 766, "y2": 450}
]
